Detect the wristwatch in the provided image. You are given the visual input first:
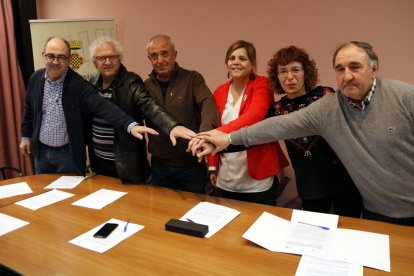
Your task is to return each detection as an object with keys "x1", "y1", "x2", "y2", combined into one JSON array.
[{"x1": 228, "y1": 133, "x2": 232, "y2": 144}]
